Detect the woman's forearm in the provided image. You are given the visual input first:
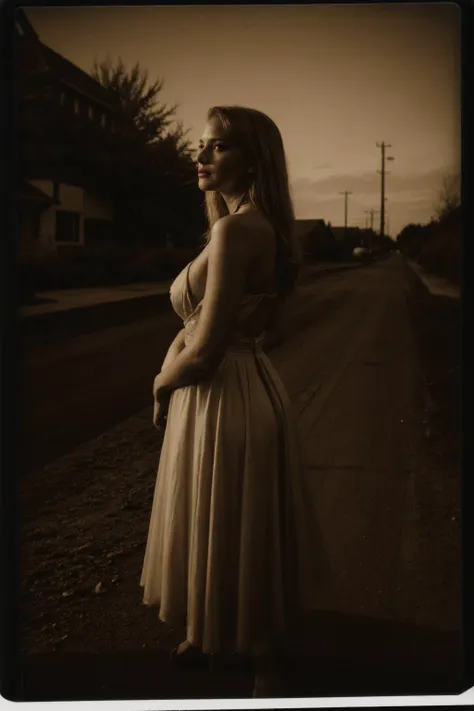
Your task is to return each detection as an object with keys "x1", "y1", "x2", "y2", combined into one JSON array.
[
  {"x1": 160, "y1": 328, "x2": 186, "y2": 372},
  {"x1": 155, "y1": 341, "x2": 214, "y2": 396}
]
